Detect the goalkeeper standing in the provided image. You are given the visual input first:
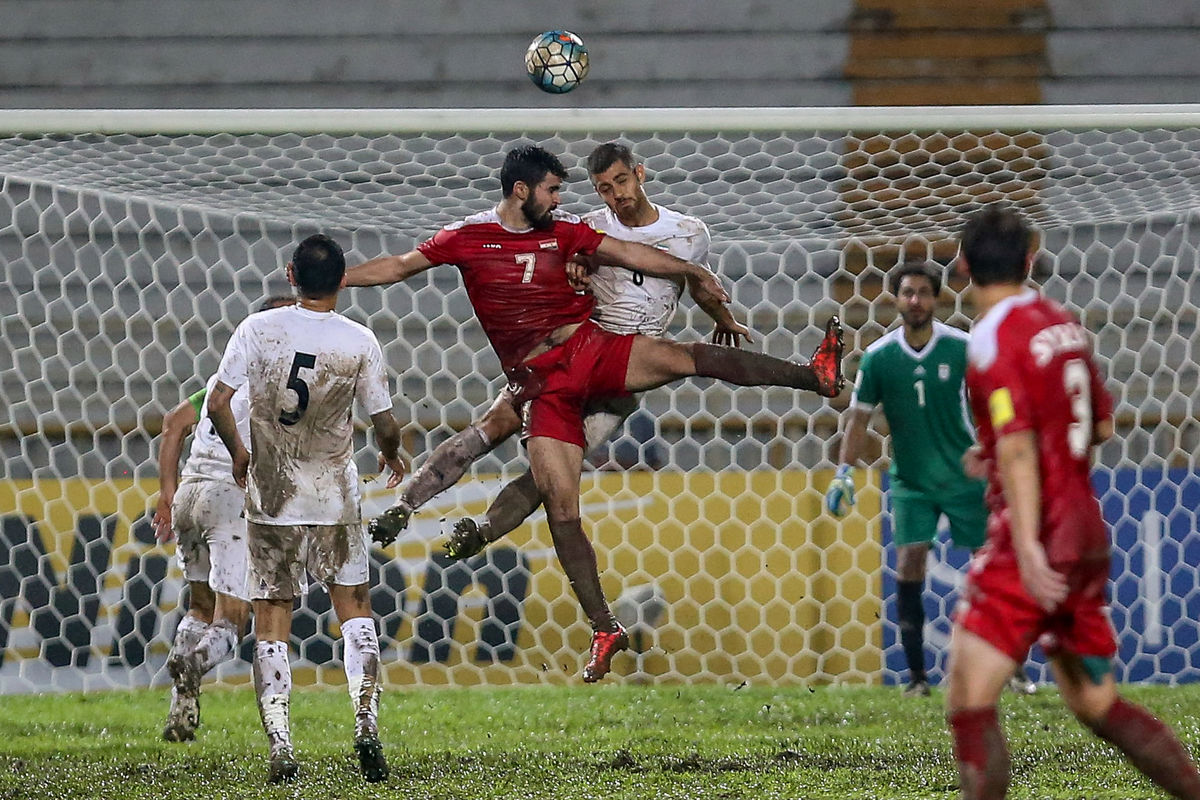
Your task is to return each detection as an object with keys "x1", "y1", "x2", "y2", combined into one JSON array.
[{"x1": 826, "y1": 261, "x2": 1033, "y2": 697}]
